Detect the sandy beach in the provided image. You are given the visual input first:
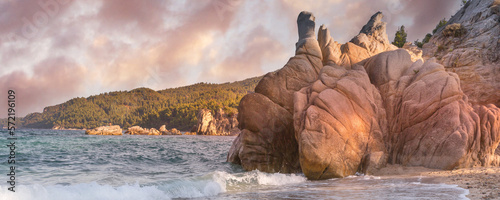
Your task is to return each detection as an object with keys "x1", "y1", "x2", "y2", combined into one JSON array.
[{"x1": 373, "y1": 165, "x2": 500, "y2": 200}]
